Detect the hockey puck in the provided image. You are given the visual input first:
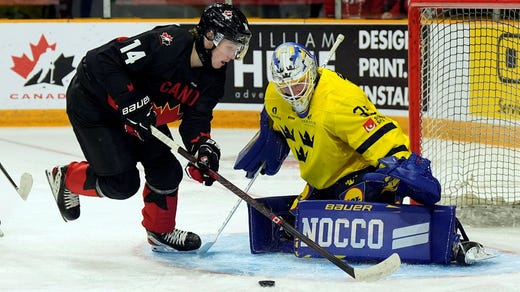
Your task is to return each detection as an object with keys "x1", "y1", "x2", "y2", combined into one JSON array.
[{"x1": 258, "y1": 280, "x2": 275, "y2": 287}]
